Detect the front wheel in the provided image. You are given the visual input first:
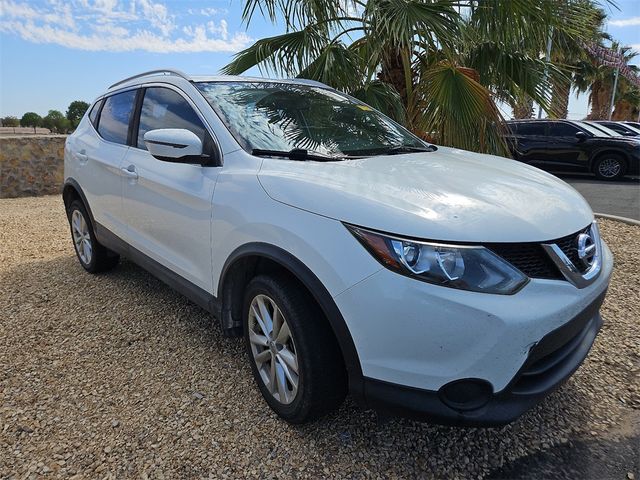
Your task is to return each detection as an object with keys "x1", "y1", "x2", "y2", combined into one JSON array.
[
  {"x1": 242, "y1": 274, "x2": 347, "y2": 423},
  {"x1": 67, "y1": 200, "x2": 119, "y2": 273},
  {"x1": 593, "y1": 154, "x2": 626, "y2": 180}
]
